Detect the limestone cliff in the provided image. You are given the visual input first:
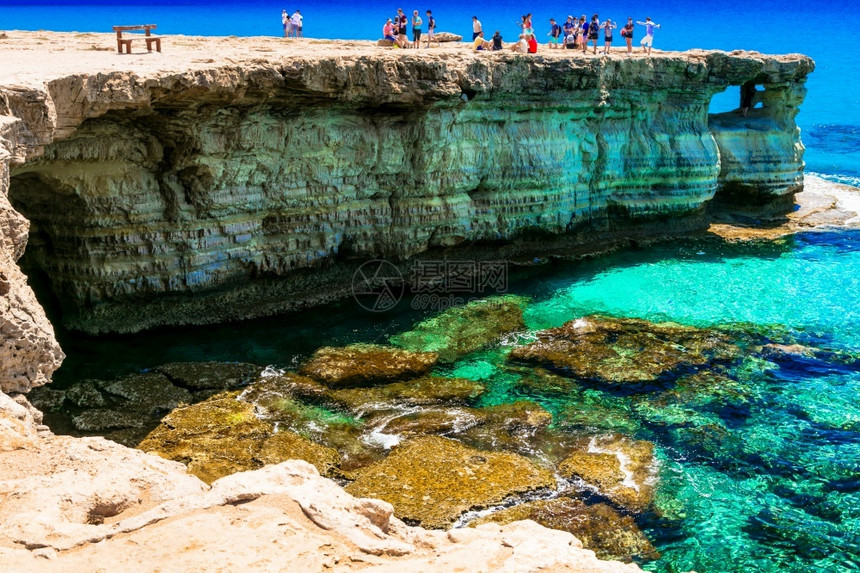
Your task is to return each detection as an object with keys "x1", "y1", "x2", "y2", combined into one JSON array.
[{"x1": 1, "y1": 44, "x2": 812, "y2": 334}]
